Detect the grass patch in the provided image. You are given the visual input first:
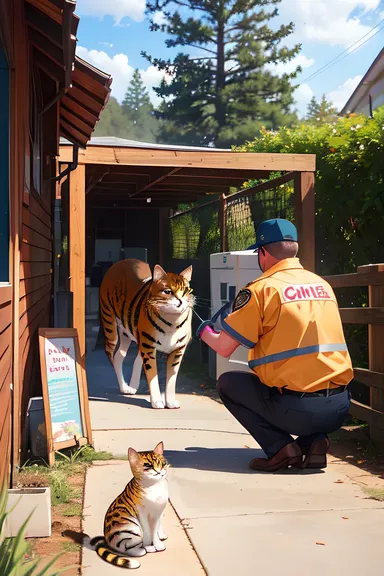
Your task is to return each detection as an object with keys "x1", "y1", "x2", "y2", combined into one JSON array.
[
  {"x1": 62, "y1": 503, "x2": 82, "y2": 517},
  {"x1": 62, "y1": 541, "x2": 81, "y2": 554},
  {"x1": 362, "y1": 487, "x2": 384, "y2": 502},
  {"x1": 16, "y1": 447, "x2": 113, "y2": 507}
]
